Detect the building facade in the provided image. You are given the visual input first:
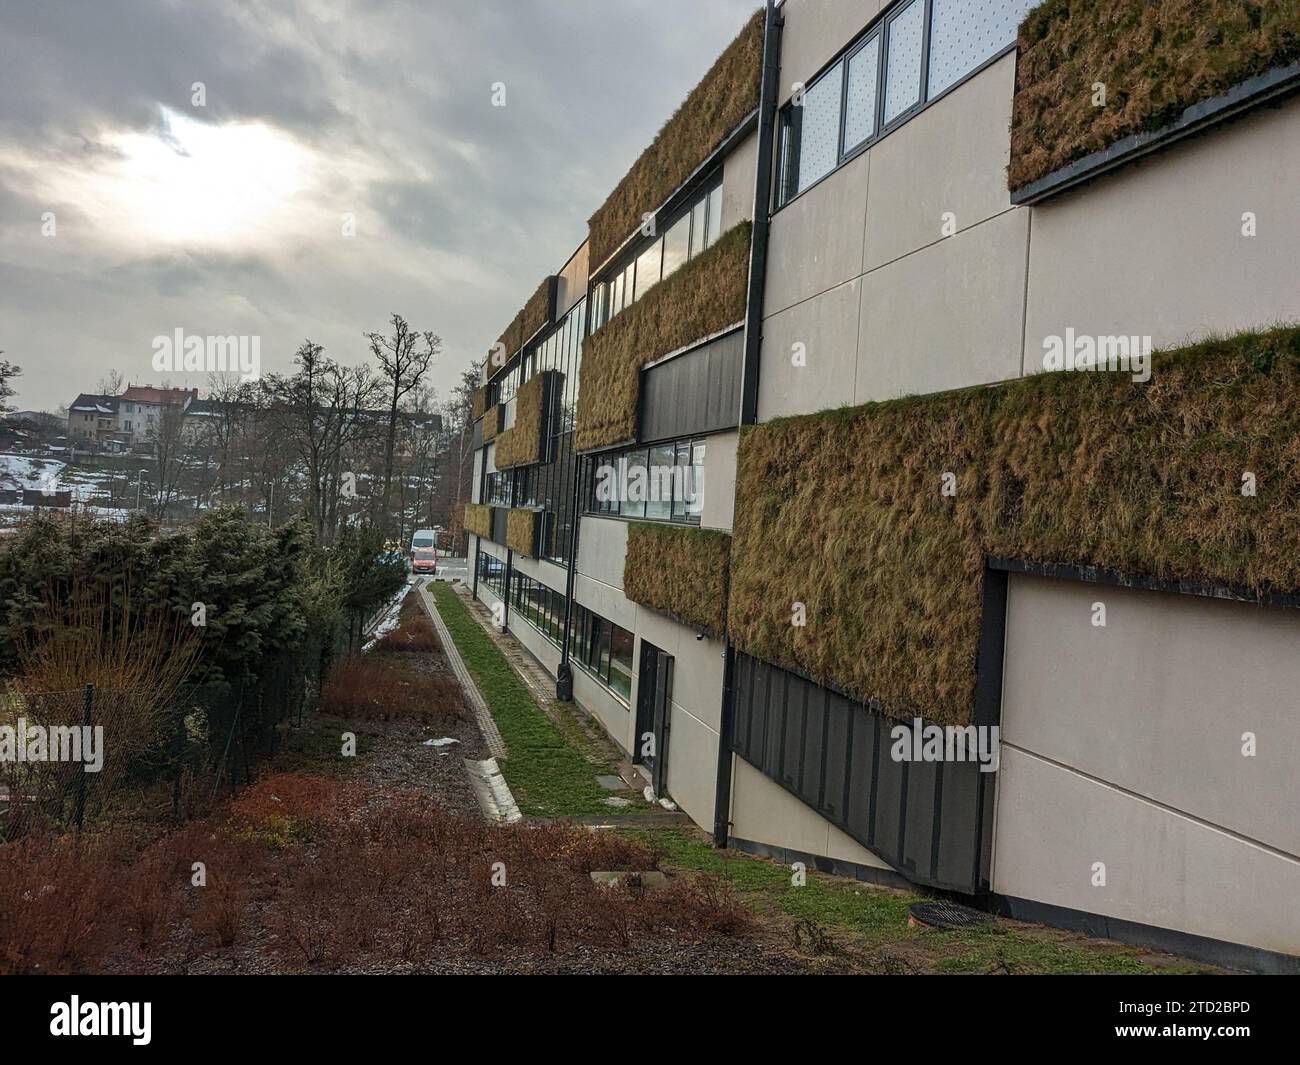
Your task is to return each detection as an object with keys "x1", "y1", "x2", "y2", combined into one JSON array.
[{"x1": 464, "y1": 0, "x2": 1300, "y2": 972}]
